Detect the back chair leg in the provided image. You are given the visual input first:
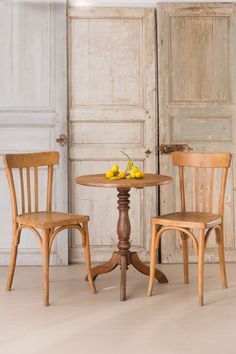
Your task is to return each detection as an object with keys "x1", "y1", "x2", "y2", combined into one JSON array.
[
  {"x1": 198, "y1": 229, "x2": 205, "y2": 306},
  {"x1": 6, "y1": 226, "x2": 22, "y2": 291},
  {"x1": 42, "y1": 229, "x2": 50, "y2": 306},
  {"x1": 181, "y1": 233, "x2": 189, "y2": 284},
  {"x1": 217, "y1": 227, "x2": 227, "y2": 289},
  {"x1": 83, "y1": 222, "x2": 97, "y2": 294},
  {"x1": 148, "y1": 223, "x2": 158, "y2": 297}
]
